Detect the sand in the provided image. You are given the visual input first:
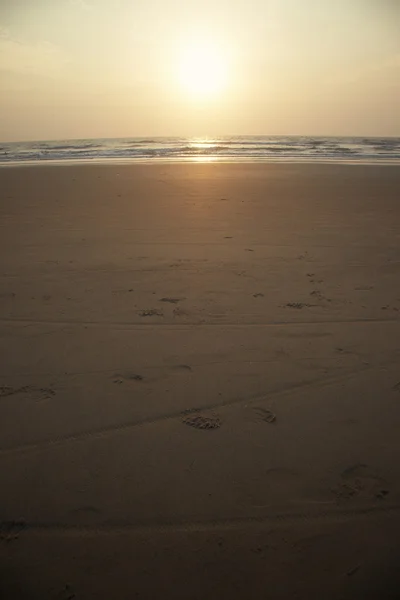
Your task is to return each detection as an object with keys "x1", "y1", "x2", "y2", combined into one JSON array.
[{"x1": 0, "y1": 162, "x2": 400, "y2": 599}]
